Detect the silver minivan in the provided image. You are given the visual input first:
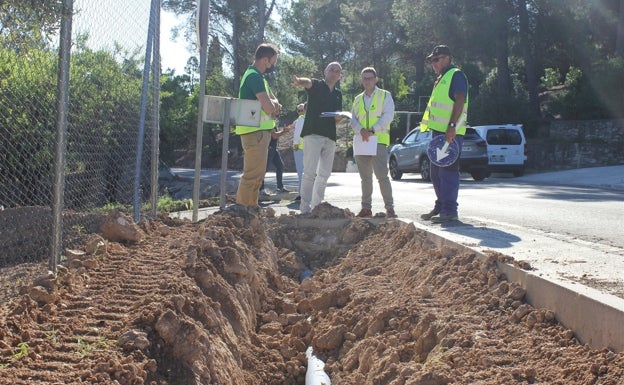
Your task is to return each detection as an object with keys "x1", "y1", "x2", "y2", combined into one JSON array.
[{"x1": 472, "y1": 124, "x2": 527, "y2": 177}]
